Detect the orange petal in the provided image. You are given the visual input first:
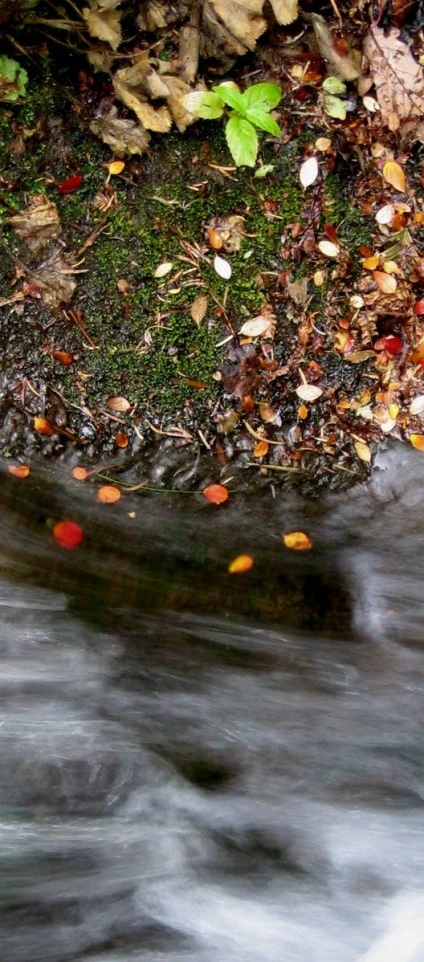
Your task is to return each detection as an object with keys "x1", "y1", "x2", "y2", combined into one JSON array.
[
  {"x1": 97, "y1": 484, "x2": 122, "y2": 503},
  {"x1": 108, "y1": 160, "x2": 125, "y2": 175},
  {"x1": 382, "y1": 160, "x2": 406, "y2": 192},
  {"x1": 228, "y1": 554, "x2": 254, "y2": 574},
  {"x1": 410, "y1": 434, "x2": 424, "y2": 452},
  {"x1": 203, "y1": 484, "x2": 229, "y2": 504},
  {"x1": 373, "y1": 271, "x2": 397, "y2": 294},
  {"x1": 7, "y1": 464, "x2": 30, "y2": 478},
  {"x1": 253, "y1": 440, "x2": 269, "y2": 457},
  {"x1": 282, "y1": 531, "x2": 313, "y2": 551},
  {"x1": 71, "y1": 466, "x2": 88, "y2": 480},
  {"x1": 34, "y1": 417, "x2": 54, "y2": 436}
]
